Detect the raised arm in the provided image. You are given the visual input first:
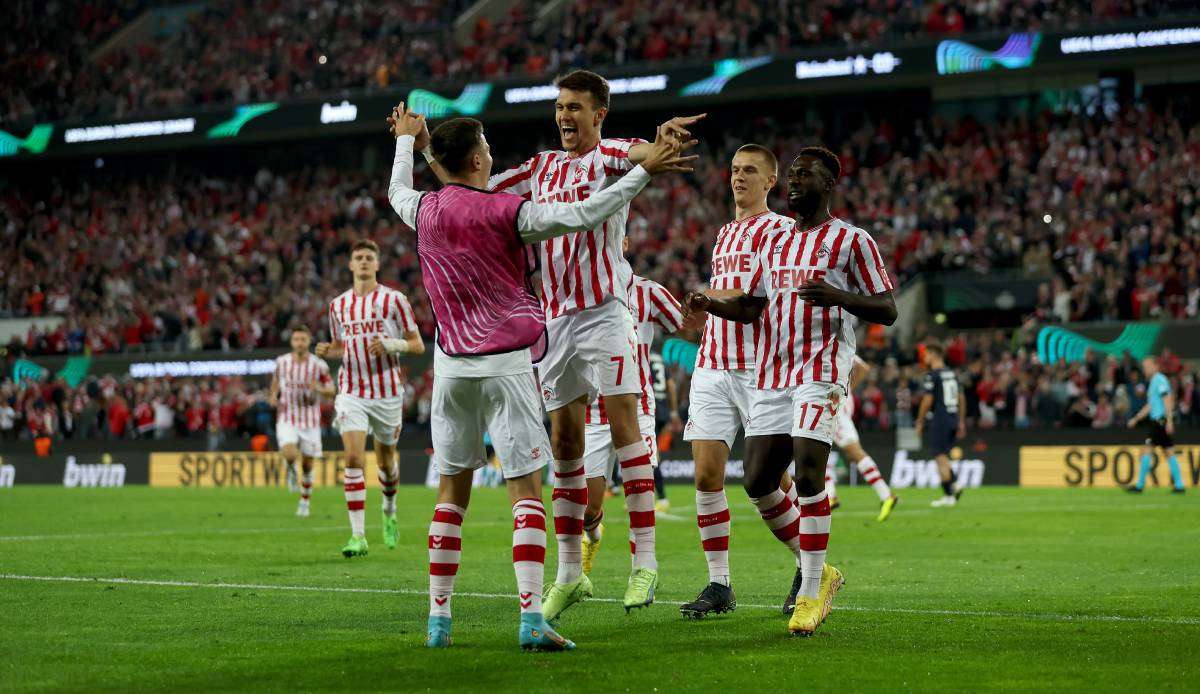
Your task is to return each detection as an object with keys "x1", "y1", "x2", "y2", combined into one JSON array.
[
  {"x1": 517, "y1": 125, "x2": 697, "y2": 242},
  {"x1": 628, "y1": 114, "x2": 706, "y2": 163},
  {"x1": 518, "y1": 167, "x2": 651, "y2": 242},
  {"x1": 387, "y1": 134, "x2": 421, "y2": 228}
]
